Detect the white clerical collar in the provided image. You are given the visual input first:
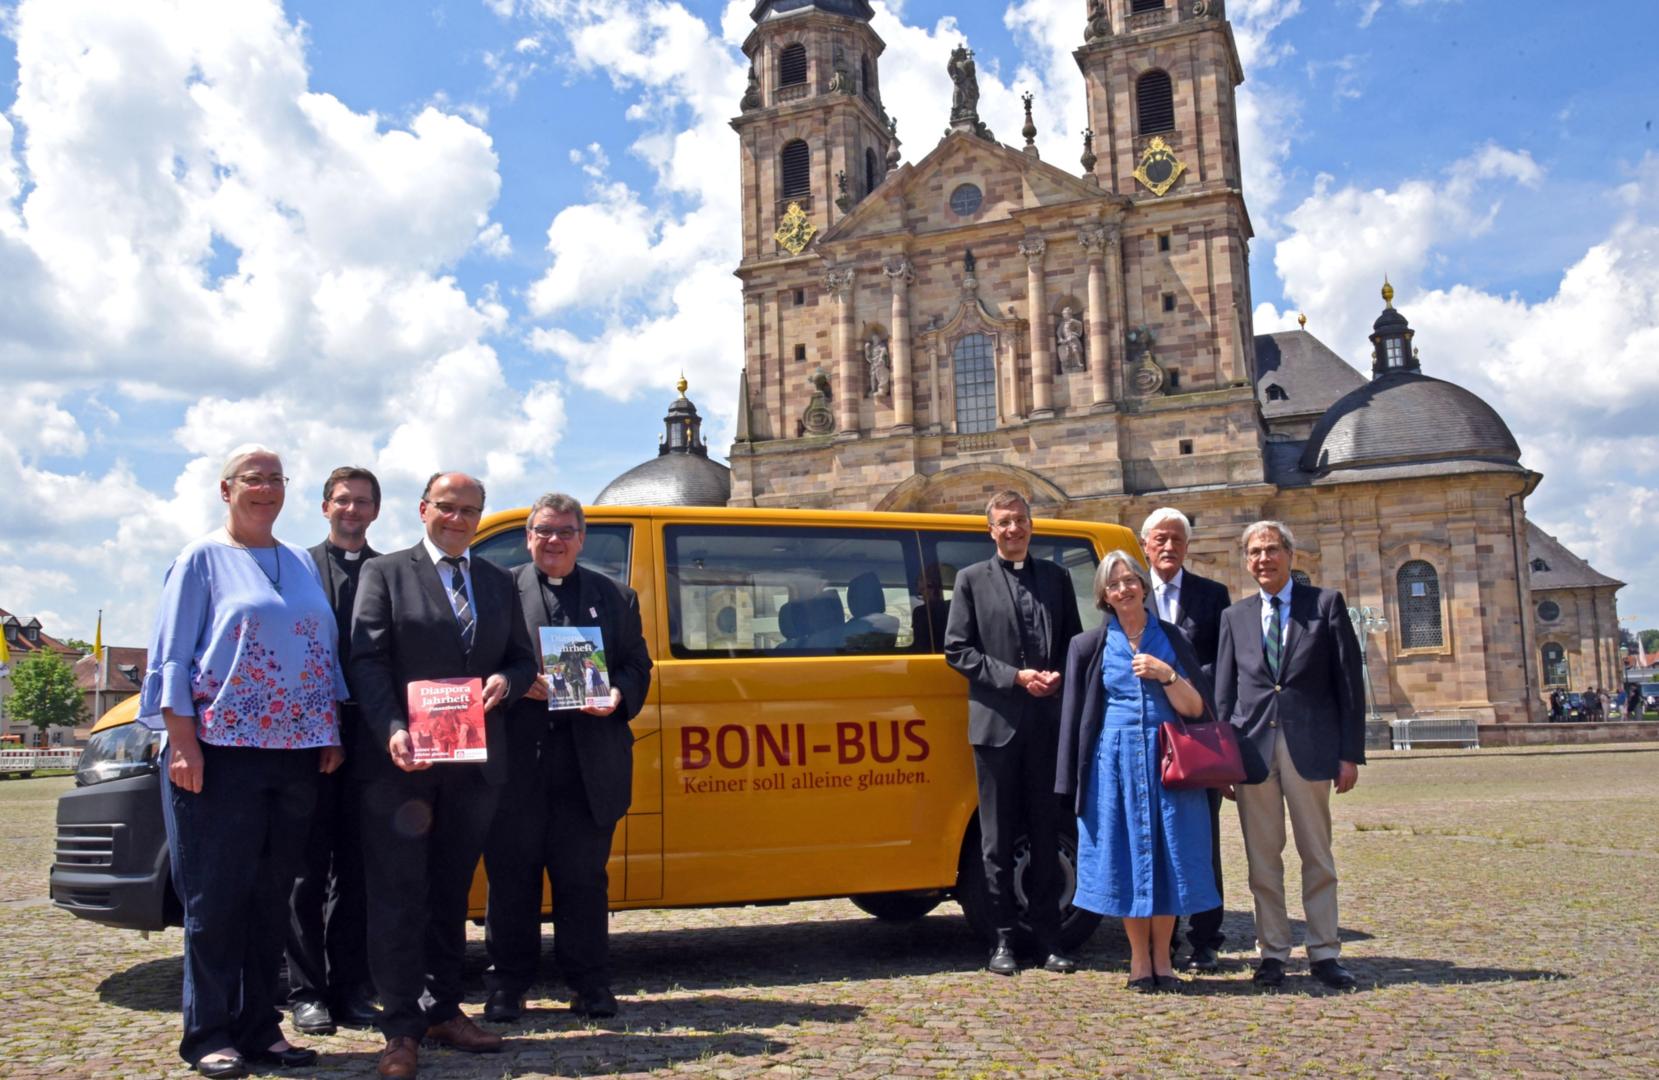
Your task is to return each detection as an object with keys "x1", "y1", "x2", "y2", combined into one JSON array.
[{"x1": 343, "y1": 549, "x2": 362, "y2": 561}]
